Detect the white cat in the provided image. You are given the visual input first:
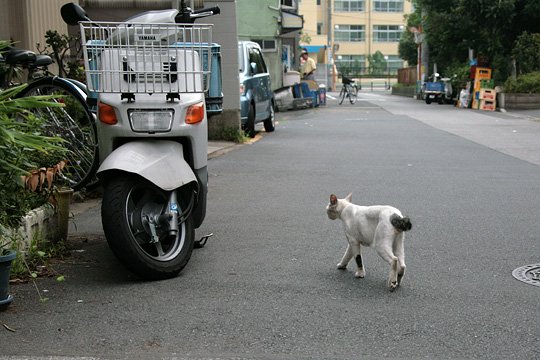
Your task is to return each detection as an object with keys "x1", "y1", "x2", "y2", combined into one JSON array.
[{"x1": 326, "y1": 193, "x2": 412, "y2": 291}]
